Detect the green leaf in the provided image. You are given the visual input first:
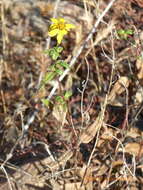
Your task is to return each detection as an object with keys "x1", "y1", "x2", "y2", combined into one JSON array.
[
  {"x1": 55, "y1": 68, "x2": 63, "y2": 75},
  {"x1": 126, "y1": 29, "x2": 133, "y2": 35},
  {"x1": 43, "y1": 72, "x2": 56, "y2": 84},
  {"x1": 56, "y1": 60, "x2": 69, "y2": 68},
  {"x1": 52, "y1": 52, "x2": 59, "y2": 60},
  {"x1": 117, "y1": 29, "x2": 125, "y2": 35},
  {"x1": 45, "y1": 48, "x2": 59, "y2": 60},
  {"x1": 56, "y1": 46, "x2": 63, "y2": 53},
  {"x1": 41, "y1": 98, "x2": 50, "y2": 106},
  {"x1": 48, "y1": 48, "x2": 54, "y2": 55},
  {"x1": 64, "y1": 91, "x2": 72, "y2": 100},
  {"x1": 117, "y1": 29, "x2": 134, "y2": 40},
  {"x1": 44, "y1": 46, "x2": 63, "y2": 60},
  {"x1": 55, "y1": 96, "x2": 64, "y2": 104},
  {"x1": 49, "y1": 49, "x2": 54, "y2": 55}
]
